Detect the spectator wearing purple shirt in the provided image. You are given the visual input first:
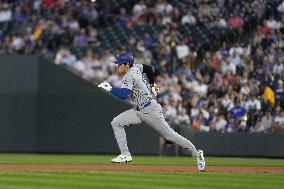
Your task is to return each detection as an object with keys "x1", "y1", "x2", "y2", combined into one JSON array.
[
  {"x1": 275, "y1": 80, "x2": 284, "y2": 108},
  {"x1": 226, "y1": 116, "x2": 238, "y2": 133},
  {"x1": 74, "y1": 29, "x2": 88, "y2": 47}
]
